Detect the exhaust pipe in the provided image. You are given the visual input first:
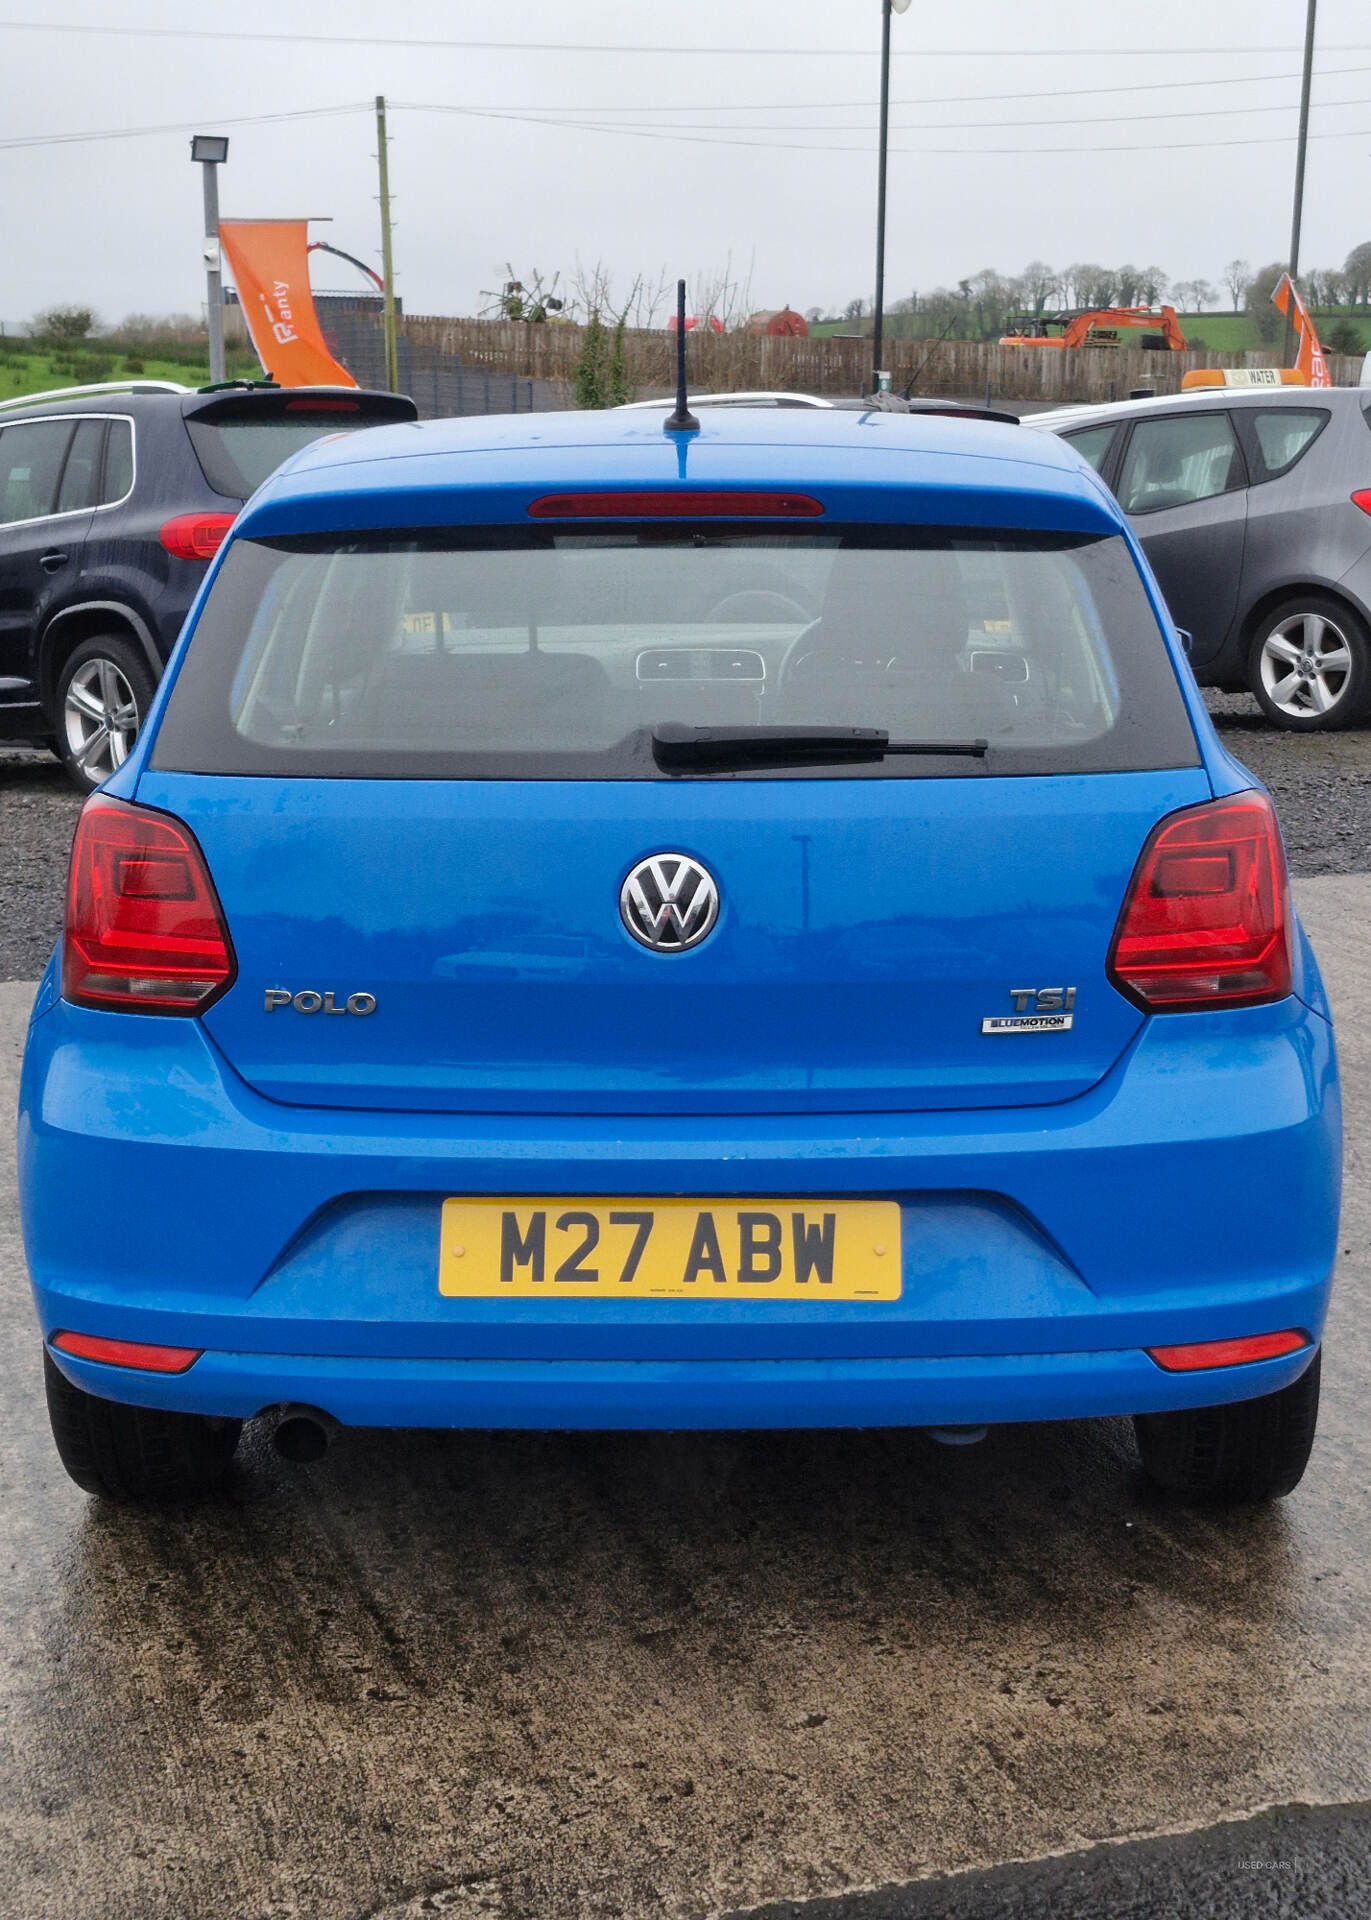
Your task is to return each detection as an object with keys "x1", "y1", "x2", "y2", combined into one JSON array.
[
  {"x1": 272, "y1": 1406, "x2": 335, "y2": 1463},
  {"x1": 922, "y1": 1425, "x2": 988, "y2": 1447}
]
